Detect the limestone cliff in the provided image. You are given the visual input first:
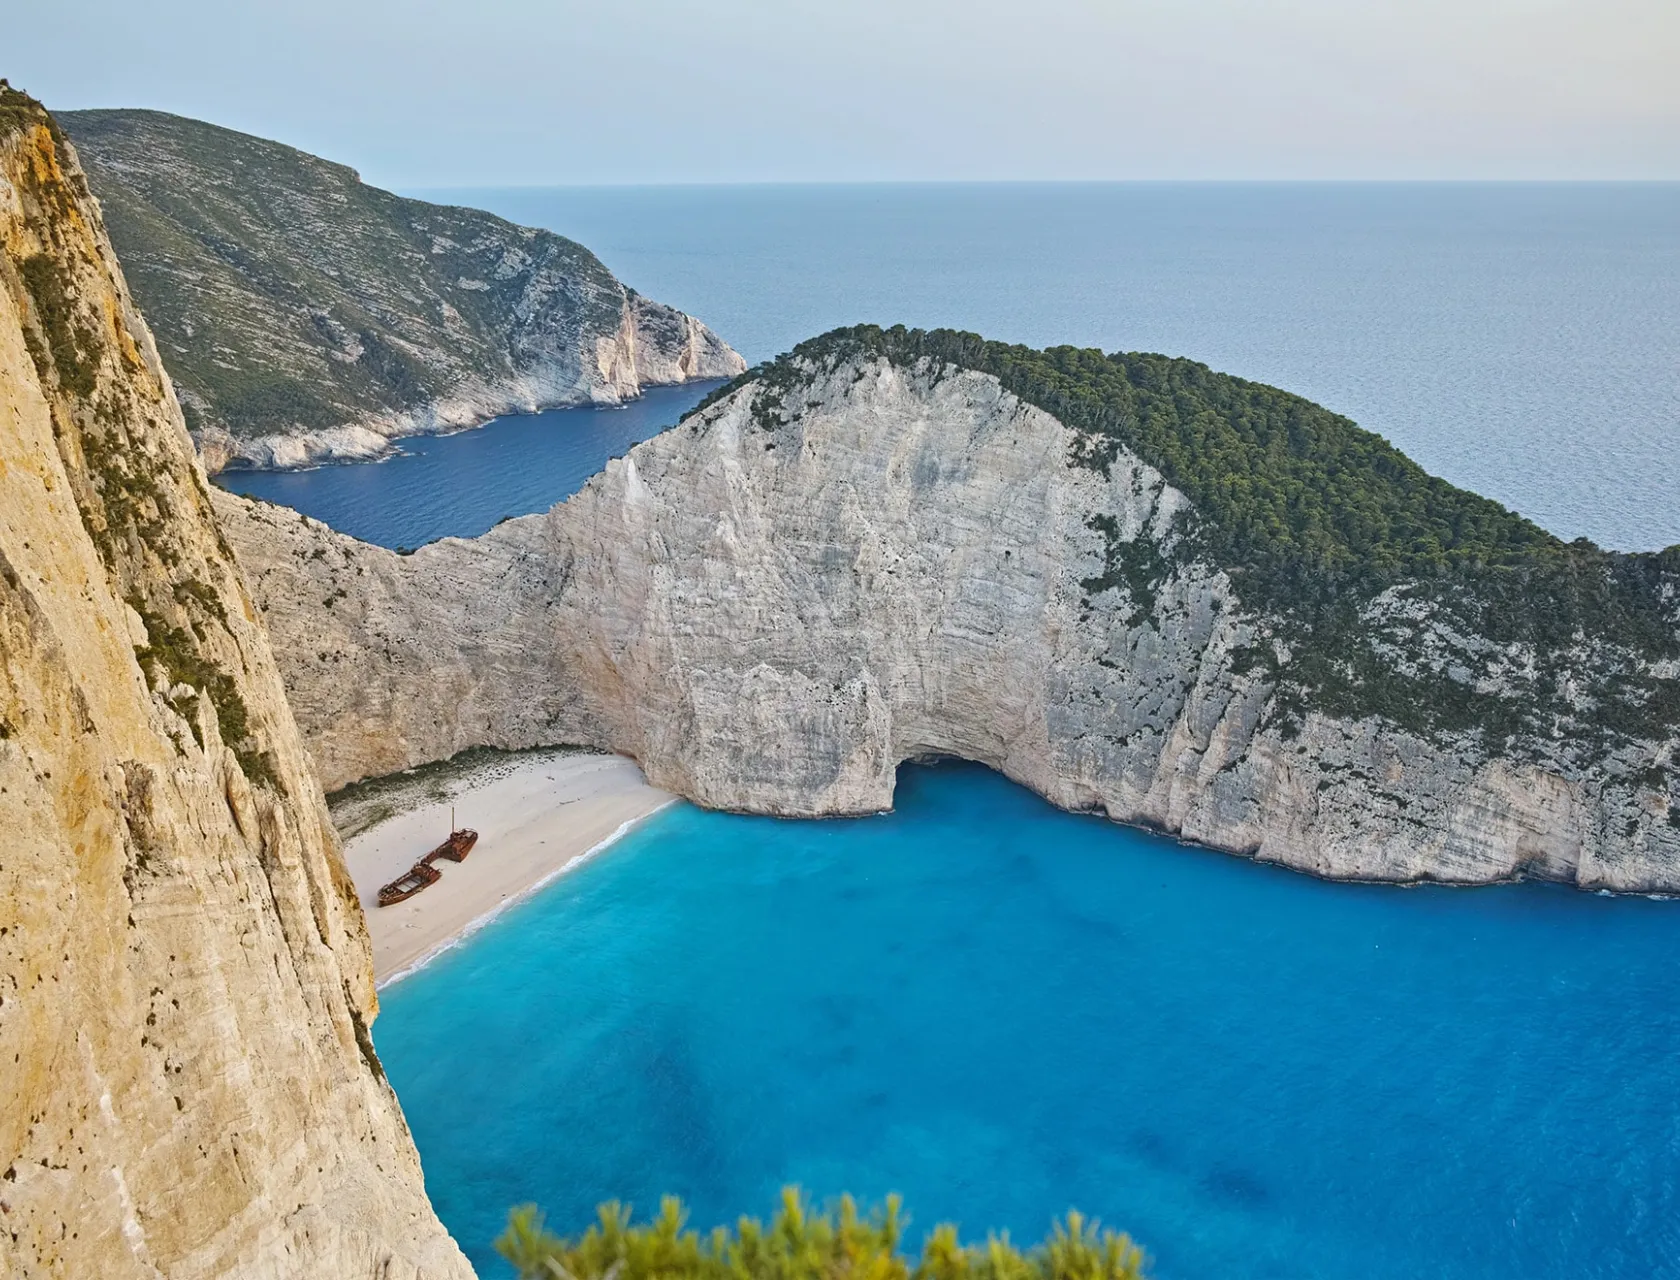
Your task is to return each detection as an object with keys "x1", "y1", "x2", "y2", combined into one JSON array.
[
  {"x1": 0, "y1": 88, "x2": 472, "y2": 1278},
  {"x1": 216, "y1": 333, "x2": 1680, "y2": 891},
  {"x1": 59, "y1": 108, "x2": 745, "y2": 472}
]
